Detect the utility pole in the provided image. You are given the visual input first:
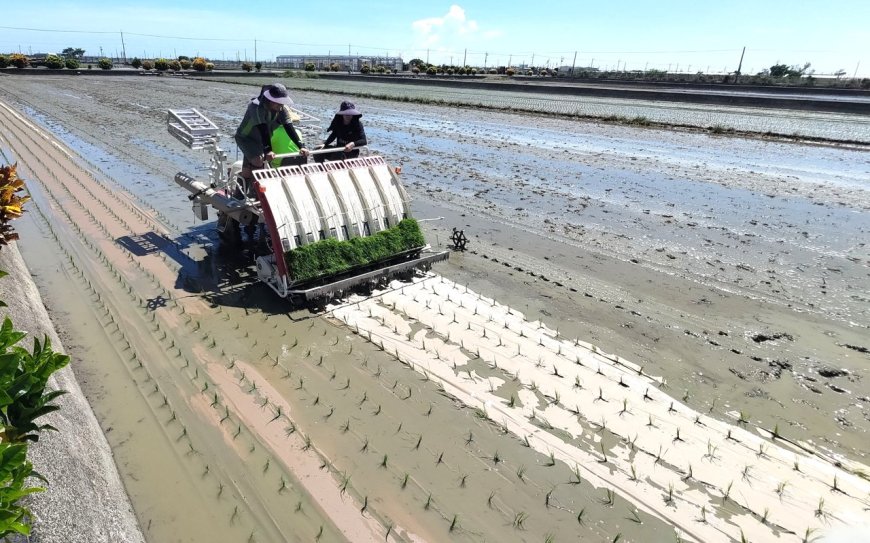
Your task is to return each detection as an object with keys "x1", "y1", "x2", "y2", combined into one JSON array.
[
  {"x1": 100, "y1": 46, "x2": 103, "y2": 57},
  {"x1": 120, "y1": 31, "x2": 127, "y2": 63},
  {"x1": 854, "y1": 61, "x2": 861, "y2": 79},
  {"x1": 426, "y1": 48, "x2": 429, "y2": 64},
  {"x1": 735, "y1": 46, "x2": 745, "y2": 77},
  {"x1": 484, "y1": 52, "x2": 488, "y2": 69},
  {"x1": 508, "y1": 54, "x2": 512, "y2": 68},
  {"x1": 463, "y1": 48, "x2": 466, "y2": 67},
  {"x1": 531, "y1": 53, "x2": 535, "y2": 68},
  {"x1": 571, "y1": 51, "x2": 576, "y2": 74},
  {"x1": 254, "y1": 40, "x2": 257, "y2": 64}
]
